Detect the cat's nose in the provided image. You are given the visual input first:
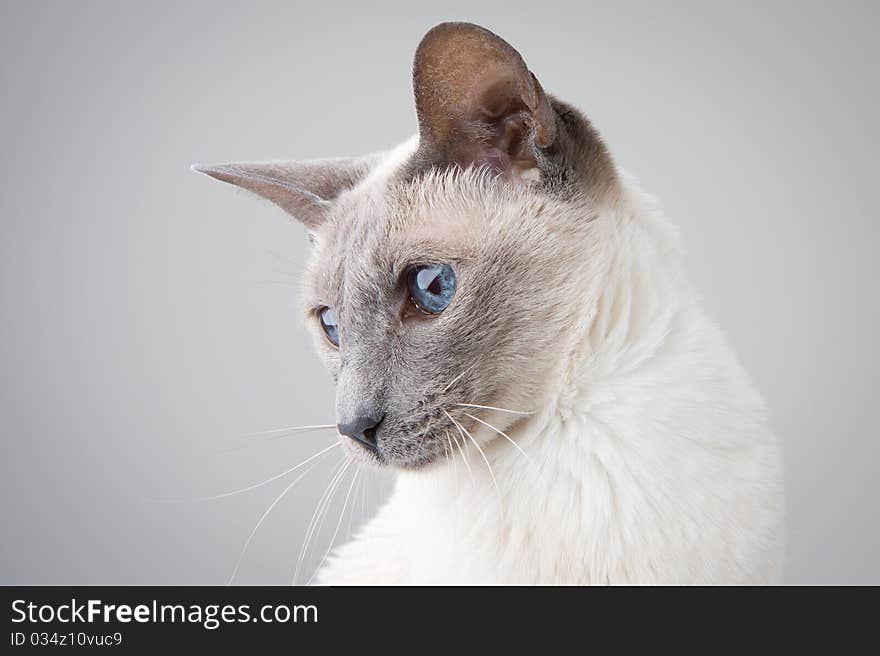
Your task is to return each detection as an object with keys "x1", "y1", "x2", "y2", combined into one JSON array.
[{"x1": 337, "y1": 413, "x2": 384, "y2": 451}]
